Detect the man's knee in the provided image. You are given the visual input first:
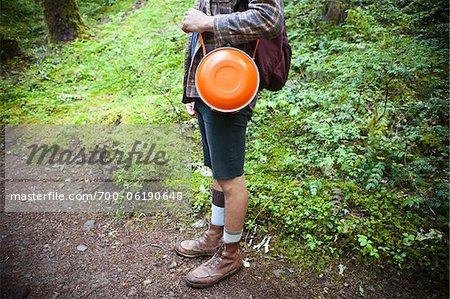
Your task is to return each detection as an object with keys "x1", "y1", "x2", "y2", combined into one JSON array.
[{"x1": 216, "y1": 175, "x2": 246, "y2": 197}]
